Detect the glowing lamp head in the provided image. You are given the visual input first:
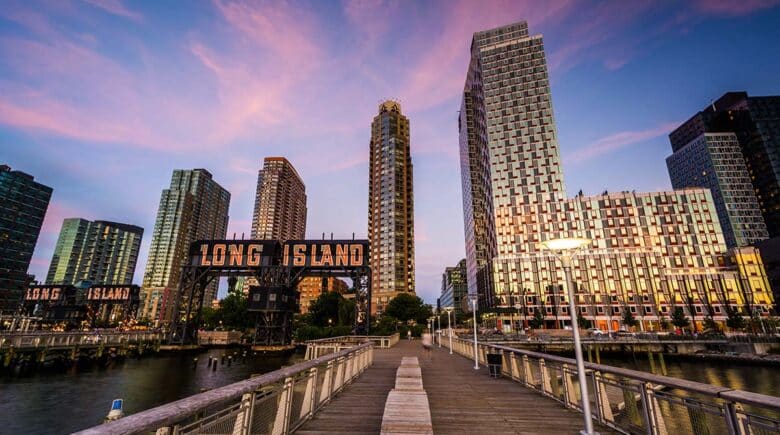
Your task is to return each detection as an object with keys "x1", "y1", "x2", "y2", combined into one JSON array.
[{"x1": 538, "y1": 237, "x2": 592, "y2": 252}]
